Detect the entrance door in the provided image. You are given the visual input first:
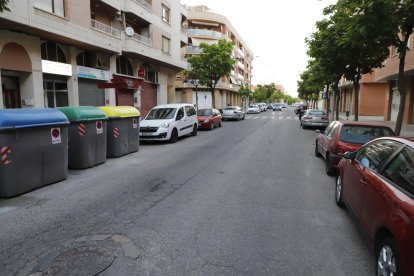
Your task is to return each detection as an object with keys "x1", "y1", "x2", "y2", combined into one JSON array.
[
  {"x1": 2, "y1": 76, "x2": 21, "y2": 108},
  {"x1": 116, "y1": 89, "x2": 134, "y2": 106}
]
